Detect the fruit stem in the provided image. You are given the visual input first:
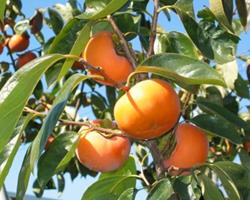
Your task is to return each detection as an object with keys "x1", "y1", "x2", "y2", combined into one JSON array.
[
  {"x1": 145, "y1": 140, "x2": 165, "y2": 179},
  {"x1": 107, "y1": 15, "x2": 137, "y2": 69},
  {"x1": 147, "y1": 0, "x2": 160, "y2": 58}
]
